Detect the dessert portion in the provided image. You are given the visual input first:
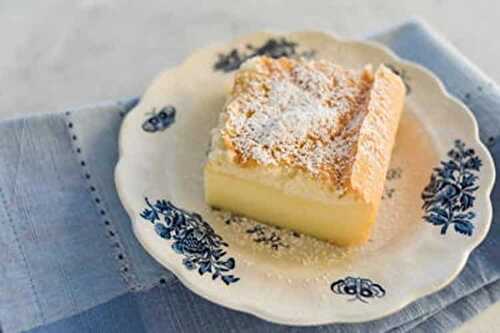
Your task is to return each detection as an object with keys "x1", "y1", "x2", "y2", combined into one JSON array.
[{"x1": 204, "y1": 56, "x2": 405, "y2": 246}]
